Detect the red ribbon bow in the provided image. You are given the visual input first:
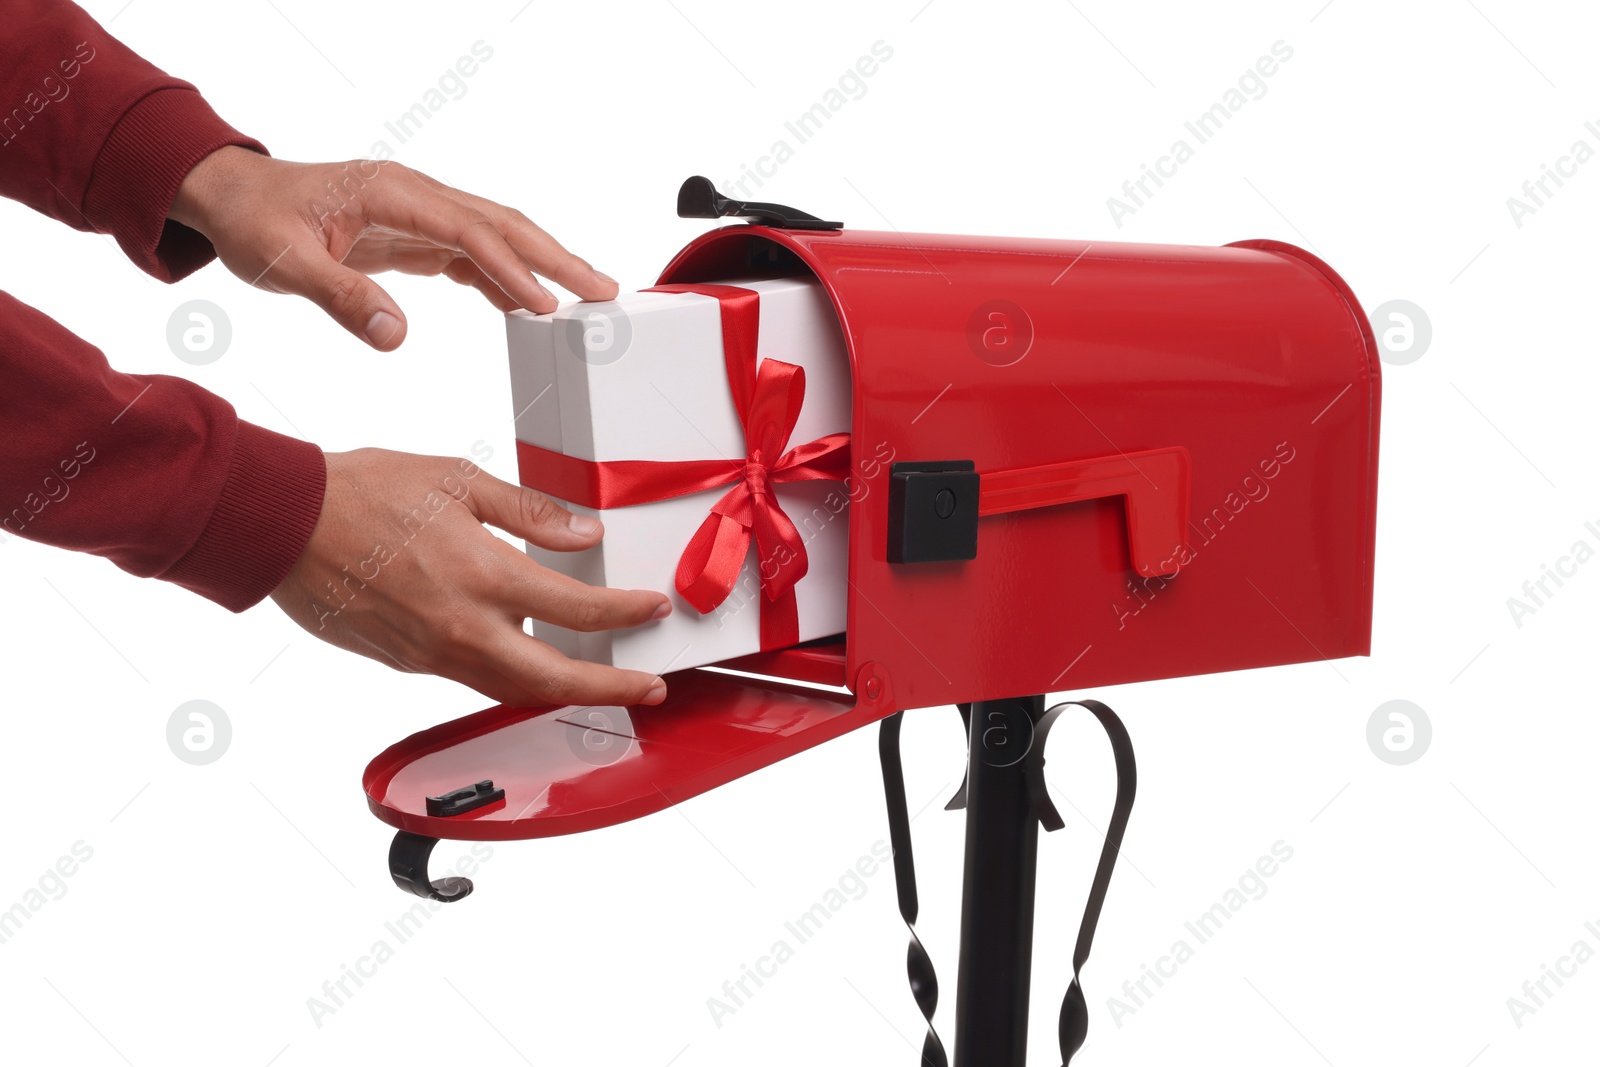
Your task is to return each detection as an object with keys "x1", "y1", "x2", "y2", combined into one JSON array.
[{"x1": 515, "y1": 283, "x2": 851, "y2": 650}]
